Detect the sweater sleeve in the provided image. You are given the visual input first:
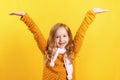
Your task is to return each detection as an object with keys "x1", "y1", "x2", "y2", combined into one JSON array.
[
  {"x1": 20, "y1": 13, "x2": 47, "y2": 54},
  {"x1": 73, "y1": 10, "x2": 96, "y2": 57}
]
